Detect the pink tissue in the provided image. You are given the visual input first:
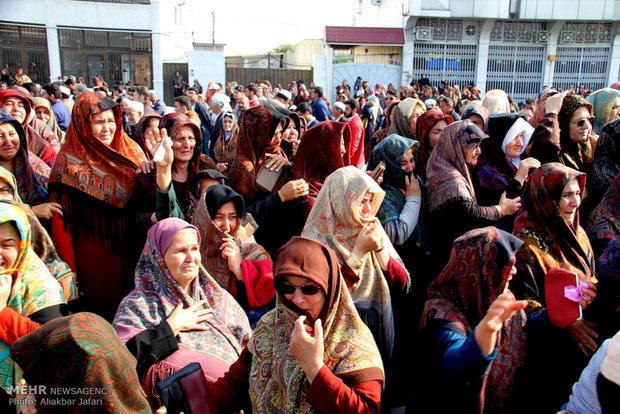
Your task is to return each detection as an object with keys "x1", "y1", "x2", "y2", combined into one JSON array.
[{"x1": 564, "y1": 281, "x2": 590, "y2": 302}]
